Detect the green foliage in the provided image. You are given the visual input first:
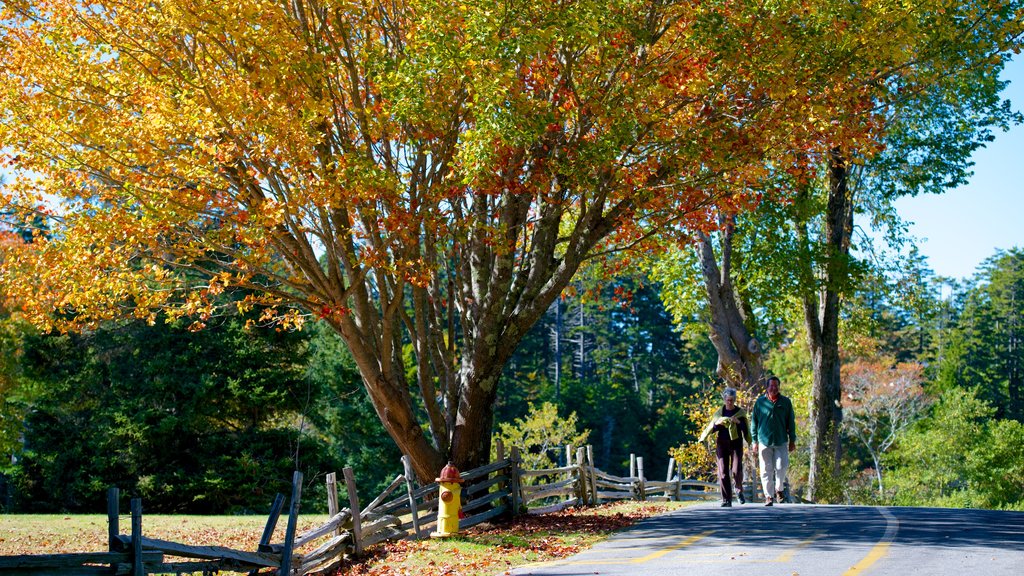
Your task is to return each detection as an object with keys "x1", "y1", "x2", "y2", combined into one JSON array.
[
  {"x1": 498, "y1": 275, "x2": 716, "y2": 477},
  {"x1": 5, "y1": 313, "x2": 343, "y2": 513},
  {"x1": 936, "y1": 249, "x2": 1024, "y2": 420},
  {"x1": 0, "y1": 311, "x2": 40, "y2": 464},
  {"x1": 647, "y1": 207, "x2": 798, "y2": 353},
  {"x1": 968, "y1": 418, "x2": 1024, "y2": 509},
  {"x1": 885, "y1": 387, "x2": 995, "y2": 507},
  {"x1": 493, "y1": 402, "x2": 590, "y2": 478},
  {"x1": 667, "y1": 389, "x2": 719, "y2": 483}
]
